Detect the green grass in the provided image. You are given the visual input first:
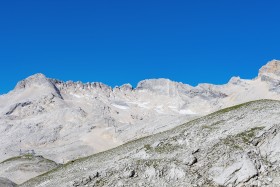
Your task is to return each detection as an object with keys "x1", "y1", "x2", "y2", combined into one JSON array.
[
  {"x1": 201, "y1": 125, "x2": 218, "y2": 130},
  {"x1": 94, "y1": 178, "x2": 107, "y2": 186},
  {"x1": 144, "y1": 144, "x2": 152, "y2": 151},
  {"x1": 211, "y1": 102, "x2": 249, "y2": 116},
  {"x1": 237, "y1": 126, "x2": 265, "y2": 143},
  {"x1": 0, "y1": 156, "x2": 22, "y2": 164},
  {"x1": 0, "y1": 154, "x2": 36, "y2": 164},
  {"x1": 210, "y1": 99, "x2": 277, "y2": 116},
  {"x1": 211, "y1": 120, "x2": 225, "y2": 126},
  {"x1": 202, "y1": 125, "x2": 212, "y2": 129},
  {"x1": 144, "y1": 142, "x2": 179, "y2": 154},
  {"x1": 135, "y1": 159, "x2": 162, "y2": 168},
  {"x1": 154, "y1": 143, "x2": 179, "y2": 153},
  {"x1": 222, "y1": 126, "x2": 265, "y2": 150},
  {"x1": 201, "y1": 119, "x2": 225, "y2": 130},
  {"x1": 222, "y1": 138, "x2": 243, "y2": 150},
  {"x1": 0, "y1": 154, "x2": 57, "y2": 166}
]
